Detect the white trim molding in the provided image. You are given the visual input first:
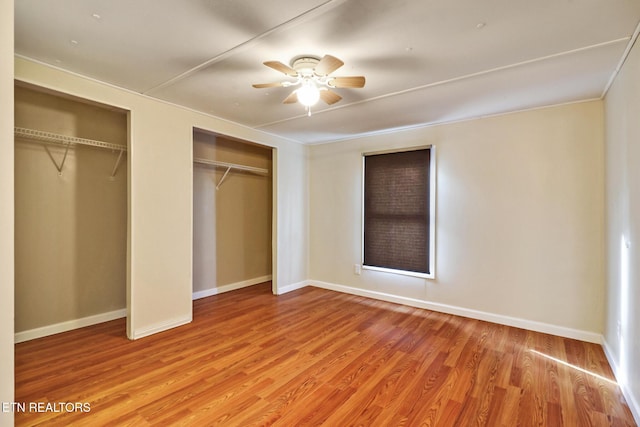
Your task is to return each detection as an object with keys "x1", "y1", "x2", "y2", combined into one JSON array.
[
  {"x1": 275, "y1": 280, "x2": 310, "y2": 295},
  {"x1": 129, "y1": 314, "x2": 192, "y2": 340},
  {"x1": 14, "y1": 309, "x2": 126, "y2": 343},
  {"x1": 309, "y1": 280, "x2": 603, "y2": 344},
  {"x1": 602, "y1": 339, "x2": 640, "y2": 425},
  {"x1": 192, "y1": 275, "x2": 272, "y2": 300}
]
